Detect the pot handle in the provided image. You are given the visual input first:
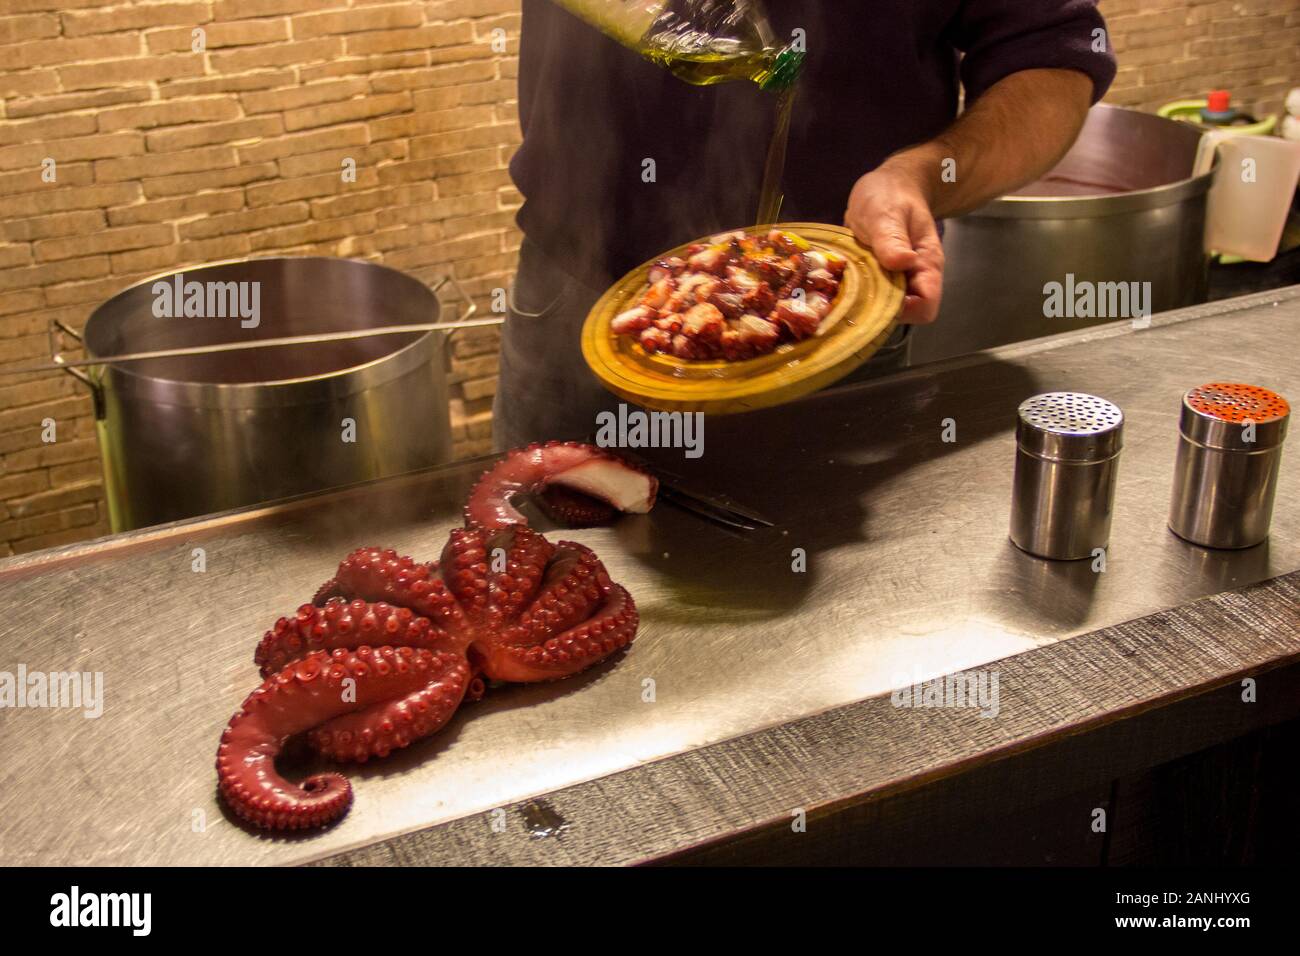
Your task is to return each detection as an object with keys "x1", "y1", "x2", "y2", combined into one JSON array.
[
  {"x1": 429, "y1": 274, "x2": 485, "y2": 372},
  {"x1": 49, "y1": 318, "x2": 106, "y2": 419}
]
